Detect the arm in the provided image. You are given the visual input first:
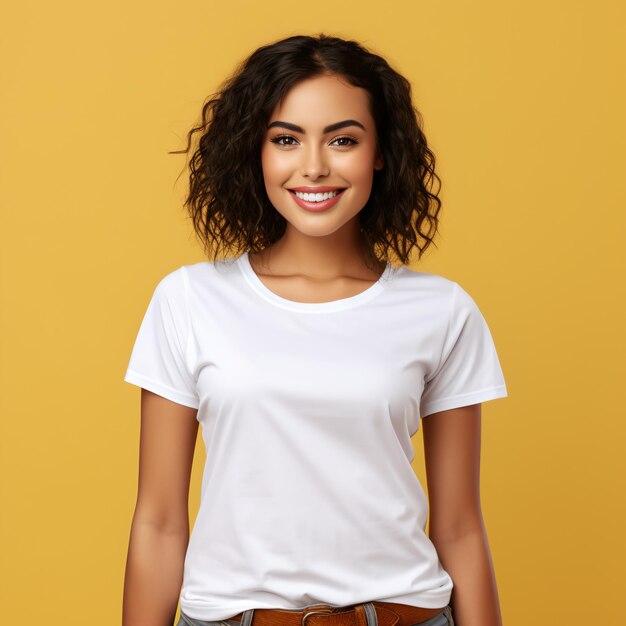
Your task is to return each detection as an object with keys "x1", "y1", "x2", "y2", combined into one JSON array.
[
  {"x1": 122, "y1": 389, "x2": 199, "y2": 626},
  {"x1": 422, "y1": 403, "x2": 503, "y2": 626}
]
